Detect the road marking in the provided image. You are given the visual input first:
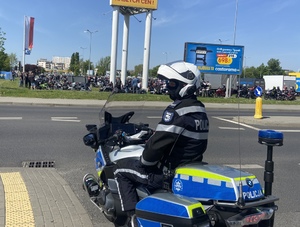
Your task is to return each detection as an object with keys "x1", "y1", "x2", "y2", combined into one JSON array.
[
  {"x1": 225, "y1": 164, "x2": 263, "y2": 169},
  {"x1": 0, "y1": 172, "x2": 35, "y2": 226},
  {"x1": 279, "y1": 130, "x2": 300, "y2": 133},
  {"x1": 0, "y1": 117, "x2": 22, "y2": 120},
  {"x1": 219, "y1": 127, "x2": 245, "y2": 130},
  {"x1": 51, "y1": 117, "x2": 80, "y2": 122},
  {"x1": 147, "y1": 116, "x2": 161, "y2": 119},
  {"x1": 213, "y1": 117, "x2": 260, "y2": 131},
  {"x1": 214, "y1": 117, "x2": 300, "y2": 133}
]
